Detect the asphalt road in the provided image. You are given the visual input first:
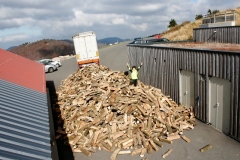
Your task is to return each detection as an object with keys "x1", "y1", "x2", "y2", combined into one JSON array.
[
  {"x1": 99, "y1": 41, "x2": 129, "y2": 71},
  {"x1": 46, "y1": 42, "x2": 240, "y2": 160}
]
